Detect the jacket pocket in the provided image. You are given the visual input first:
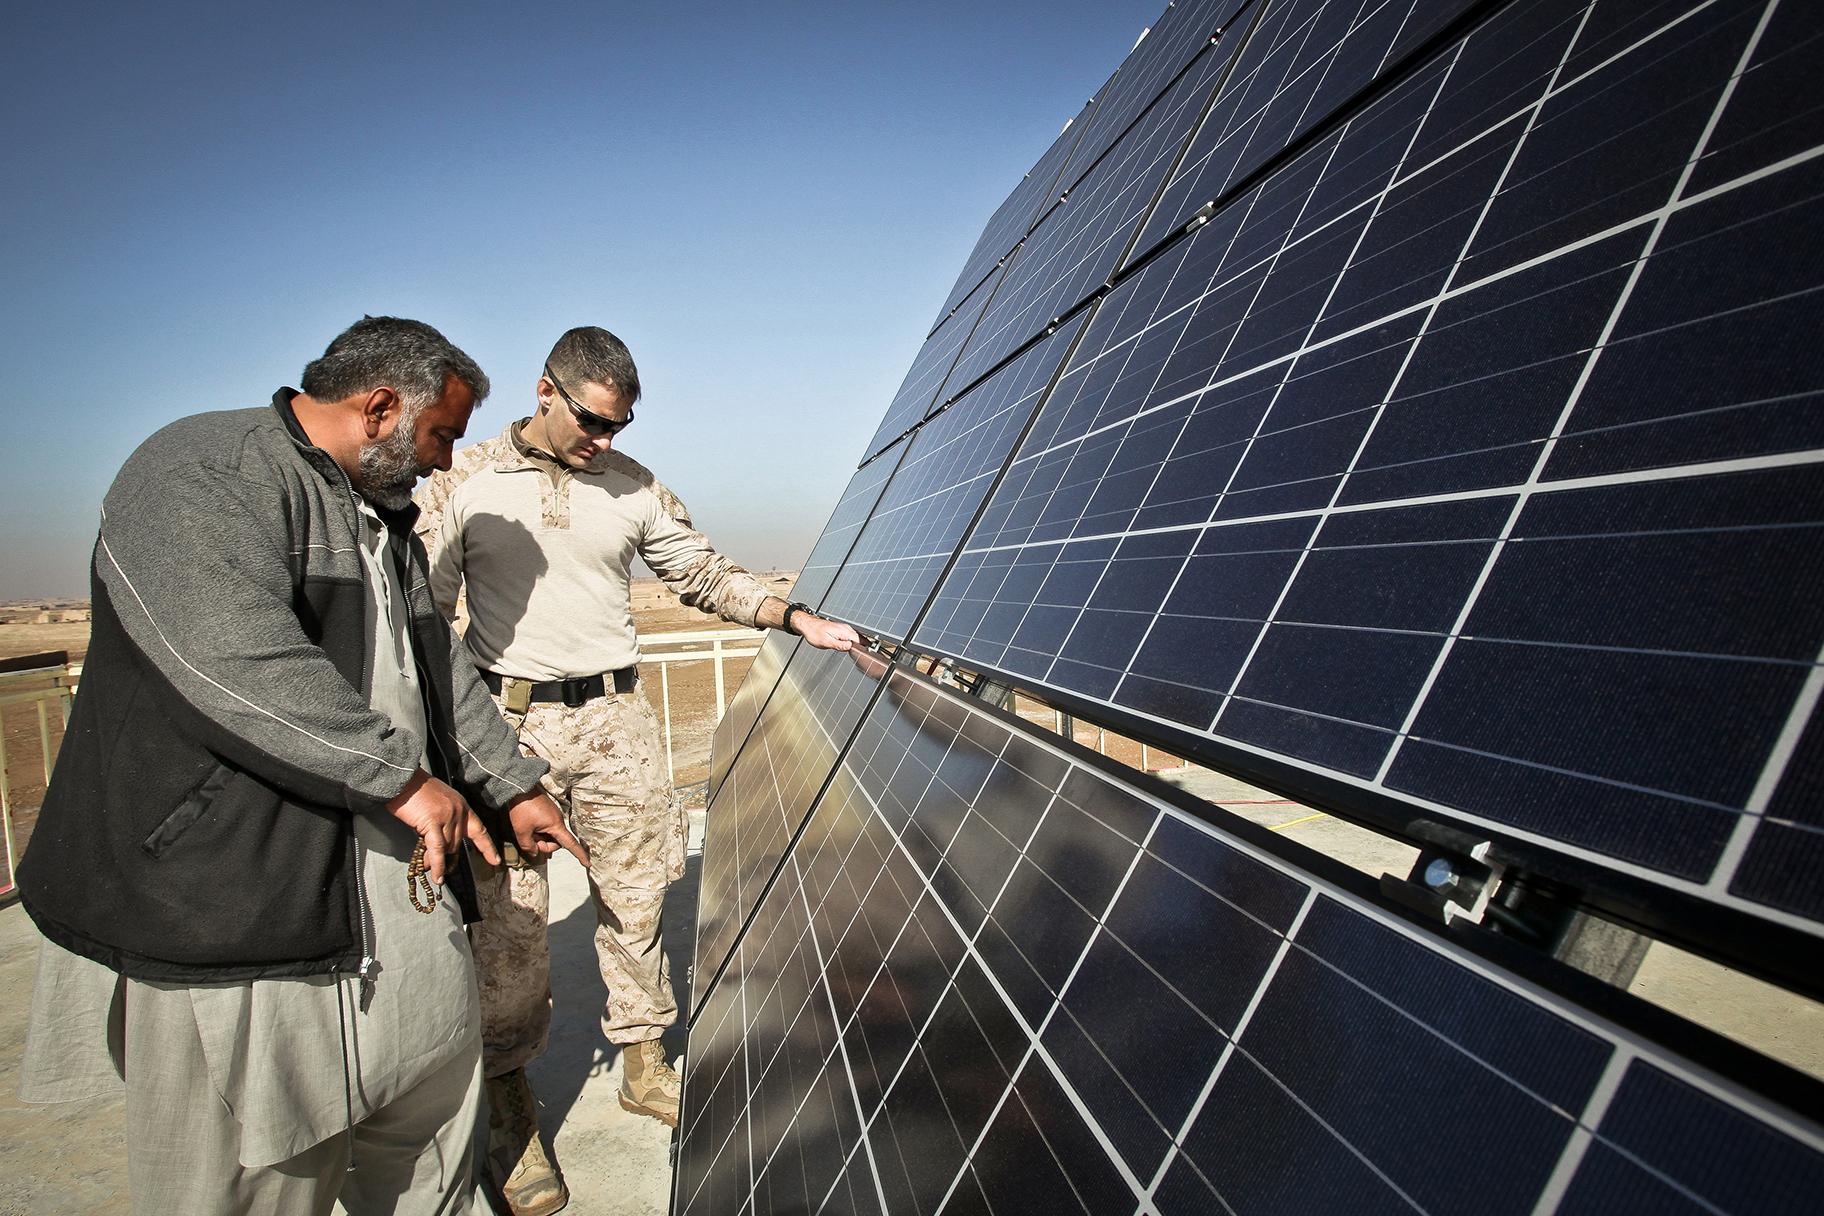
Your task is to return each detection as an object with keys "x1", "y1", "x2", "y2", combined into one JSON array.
[{"x1": 142, "y1": 762, "x2": 234, "y2": 857}]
